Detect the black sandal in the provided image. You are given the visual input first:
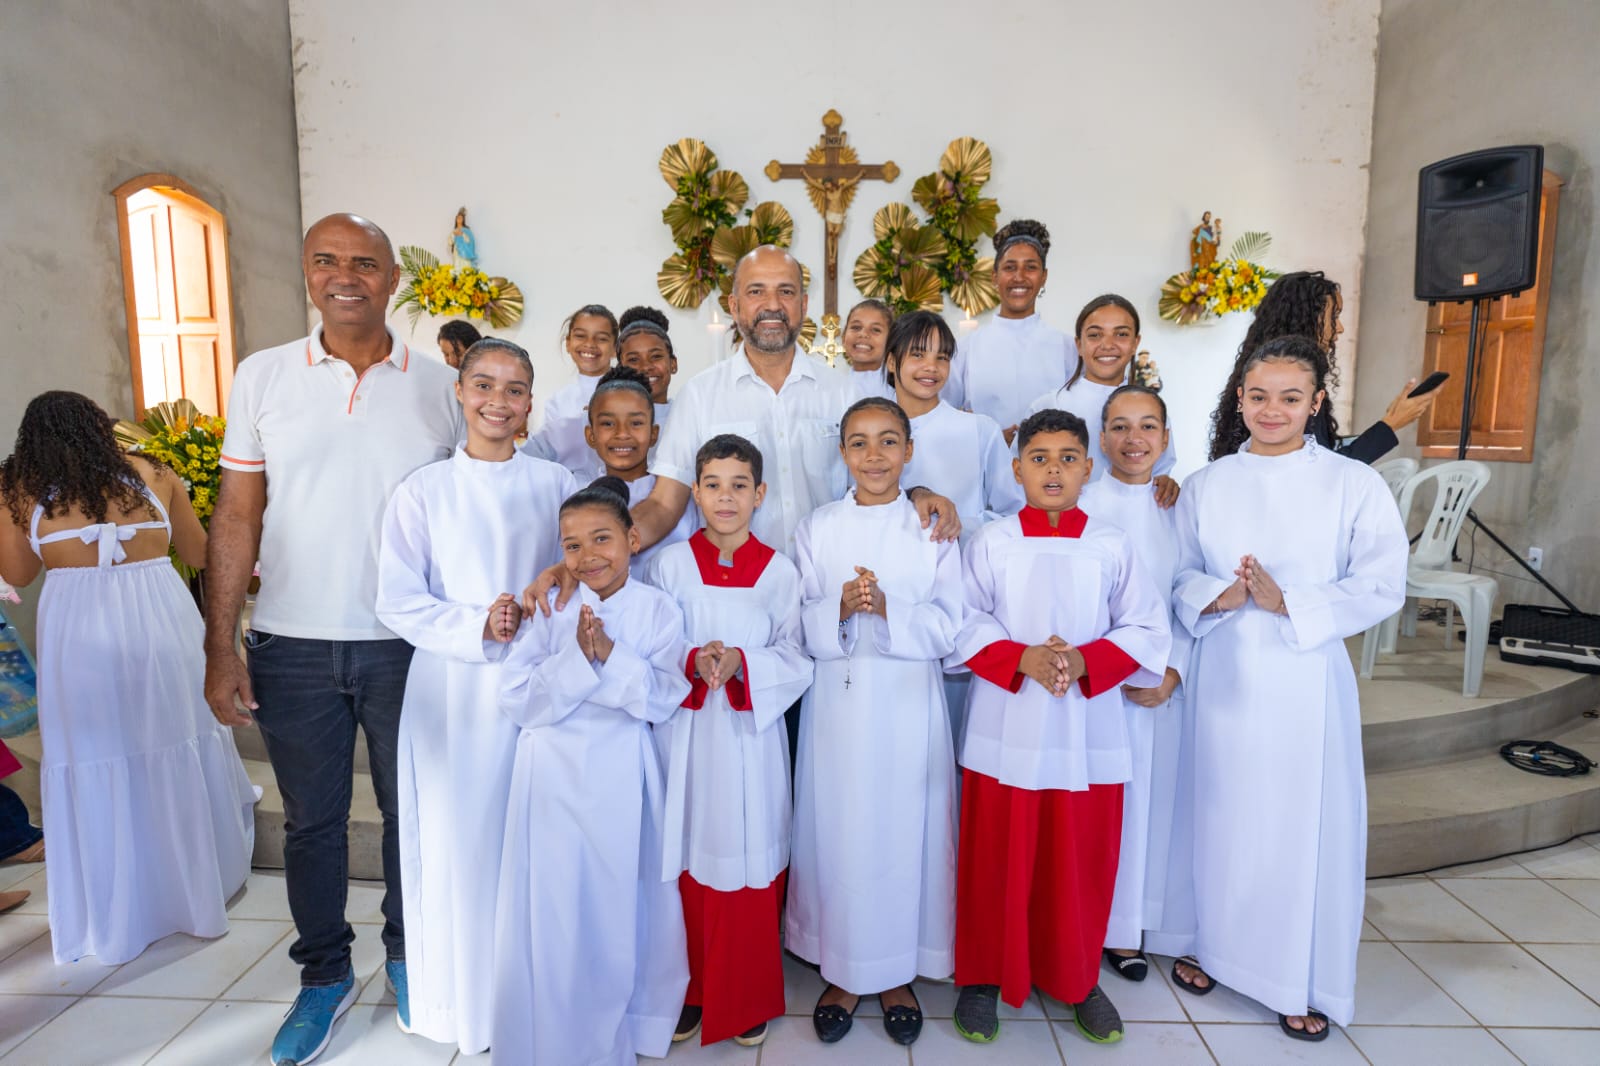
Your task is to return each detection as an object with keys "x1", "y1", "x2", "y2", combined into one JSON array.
[
  {"x1": 1171, "y1": 956, "x2": 1215, "y2": 996},
  {"x1": 812, "y1": 984, "x2": 860, "y2": 1043},
  {"x1": 879, "y1": 985, "x2": 923, "y2": 1046},
  {"x1": 1103, "y1": 948, "x2": 1149, "y2": 982},
  {"x1": 1279, "y1": 1010, "x2": 1331, "y2": 1042}
]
